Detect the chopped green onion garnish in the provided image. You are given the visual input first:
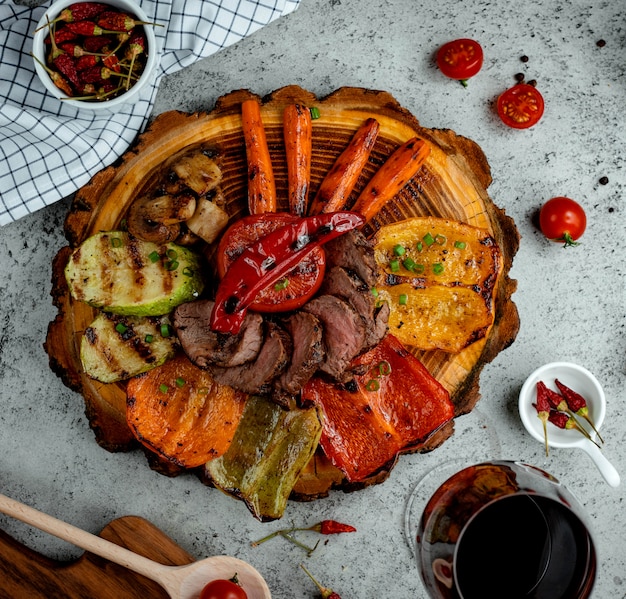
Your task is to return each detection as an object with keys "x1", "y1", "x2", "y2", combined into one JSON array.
[
  {"x1": 165, "y1": 260, "x2": 179, "y2": 271},
  {"x1": 115, "y1": 323, "x2": 127, "y2": 334},
  {"x1": 110, "y1": 237, "x2": 122, "y2": 248},
  {"x1": 310, "y1": 106, "x2": 321, "y2": 119},
  {"x1": 160, "y1": 324, "x2": 171, "y2": 337},
  {"x1": 413, "y1": 263, "x2": 425, "y2": 274},
  {"x1": 148, "y1": 251, "x2": 160, "y2": 263},
  {"x1": 159, "y1": 384, "x2": 169, "y2": 393},
  {"x1": 371, "y1": 287, "x2": 379, "y2": 297},
  {"x1": 145, "y1": 334, "x2": 154, "y2": 343},
  {"x1": 423, "y1": 232, "x2": 435, "y2": 246},
  {"x1": 274, "y1": 278, "x2": 289, "y2": 291},
  {"x1": 433, "y1": 263, "x2": 444, "y2": 275},
  {"x1": 416, "y1": 241, "x2": 423, "y2": 252},
  {"x1": 182, "y1": 266, "x2": 194, "y2": 277},
  {"x1": 175, "y1": 377, "x2": 186, "y2": 388},
  {"x1": 454, "y1": 240, "x2": 467, "y2": 249},
  {"x1": 365, "y1": 379, "x2": 380, "y2": 392},
  {"x1": 403, "y1": 257, "x2": 416, "y2": 271},
  {"x1": 378, "y1": 360, "x2": 392, "y2": 376},
  {"x1": 393, "y1": 244, "x2": 406, "y2": 256},
  {"x1": 399, "y1": 293, "x2": 408, "y2": 305},
  {"x1": 167, "y1": 249, "x2": 178, "y2": 260},
  {"x1": 435, "y1": 234, "x2": 447, "y2": 245},
  {"x1": 389, "y1": 259, "x2": 400, "y2": 272}
]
